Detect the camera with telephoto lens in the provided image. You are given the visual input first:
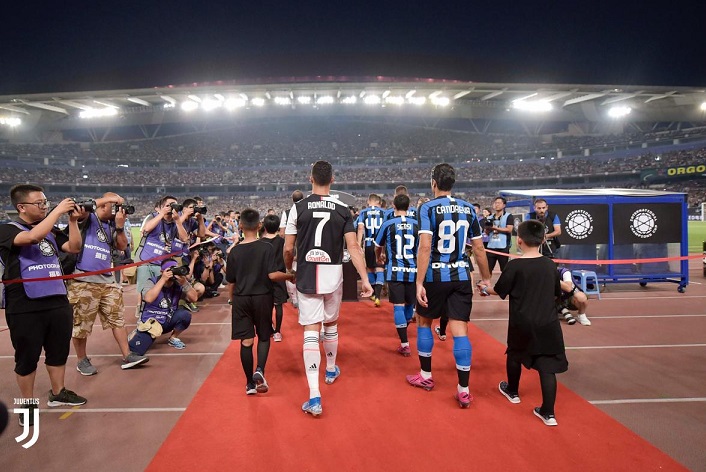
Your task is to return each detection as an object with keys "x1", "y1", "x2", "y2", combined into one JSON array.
[
  {"x1": 70, "y1": 198, "x2": 96, "y2": 213},
  {"x1": 170, "y1": 203, "x2": 183, "y2": 212},
  {"x1": 193, "y1": 205, "x2": 207, "y2": 214},
  {"x1": 115, "y1": 203, "x2": 135, "y2": 215},
  {"x1": 170, "y1": 265, "x2": 190, "y2": 277}
]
